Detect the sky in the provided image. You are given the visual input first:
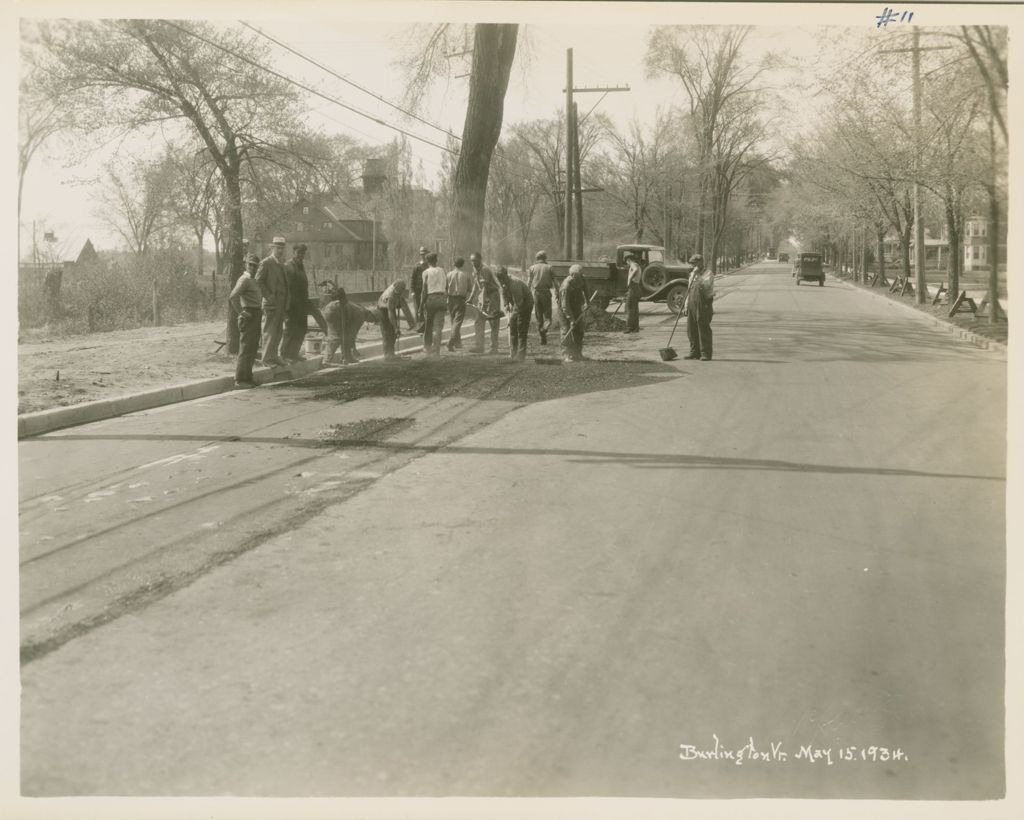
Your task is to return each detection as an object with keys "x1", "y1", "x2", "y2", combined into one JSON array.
[{"x1": 14, "y1": 0, "x2": 1020, "y2": 259}]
